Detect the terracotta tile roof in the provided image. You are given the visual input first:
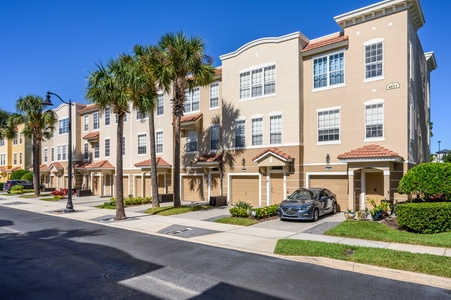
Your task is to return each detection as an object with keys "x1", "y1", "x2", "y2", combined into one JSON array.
[
  {"x1": 75, "y1": 161, "x2": 91, "y2": 169},
  {"x1": 40, "y1": 164, "x2": 49, "y2": 172},
  {"x1": 5, "y1": 166, "x2": 22, "y2": 173},
  {"x1": 181, "y1": 113, "x2": 203, "y2": 124},
  {"x1": 49, "y1": 162, "x2": 64, "y2": 170},
  {"x1": 252, "y1": 147, "x2": 293, "y2": 161},
  {"x1": 337, "y1": 144, "x2": 403, "y2": 160},
  {"x1": 301, "y1": 33, "x2": 348, "y2": 53},
  {"x1": 83, "y1": 131, "x2": 99, "y2": 140},
  {"x1": 215, "y1": 67, "x2": 222, "y2": 76},
  {"x1": 134, "y1": 157, "x2": 171, "y2": 167},
  {"x1": 0, "y1": 166, "x2": 6, "y2": 172},
  {"x1": 85, "y1": 160, "x2": 115, "y2": 170},
  {"x1": 197, "y1": 152, "x2": 222, "y2": 163},
  {"x1": 79, "y1": 104, "x2": 98, "y2": 113}
]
